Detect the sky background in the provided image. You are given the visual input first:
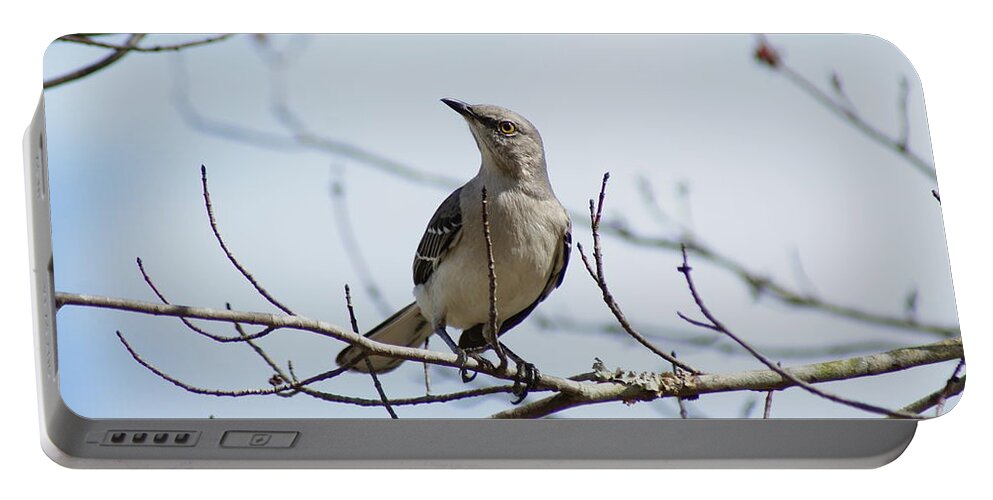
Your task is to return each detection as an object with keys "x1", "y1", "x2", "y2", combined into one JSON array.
[{"x1": 42, "y1": 34, "x2": 960, "y2": 419}]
